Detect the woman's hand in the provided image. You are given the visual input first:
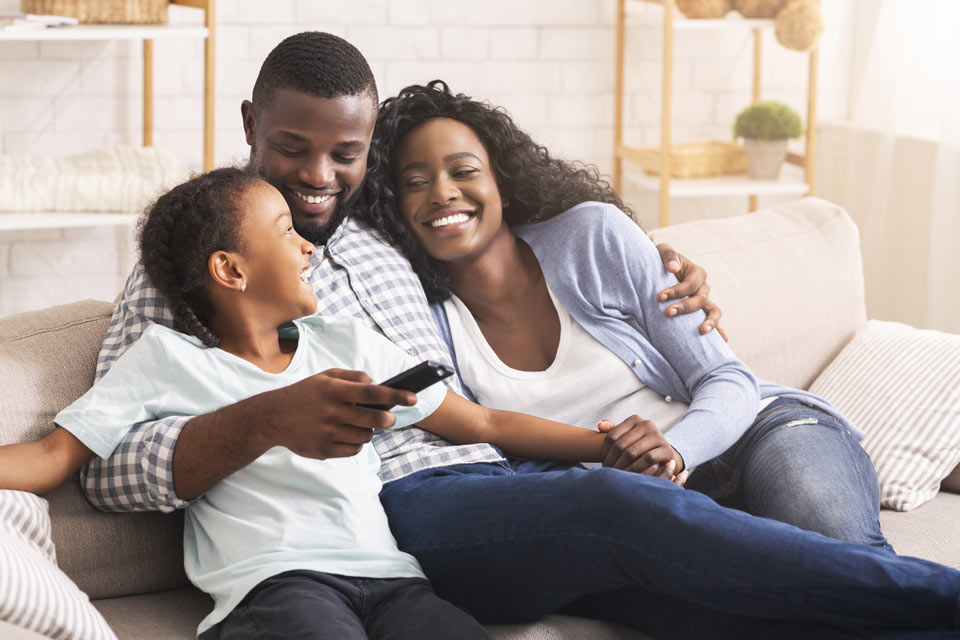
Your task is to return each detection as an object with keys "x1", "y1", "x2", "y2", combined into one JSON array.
[
  {"x1": 655, "y1": 243, "x2": 728, "y2": 342},
  {"x1": 597, "y1": 418, "x2": 688, "y2": 486}
]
